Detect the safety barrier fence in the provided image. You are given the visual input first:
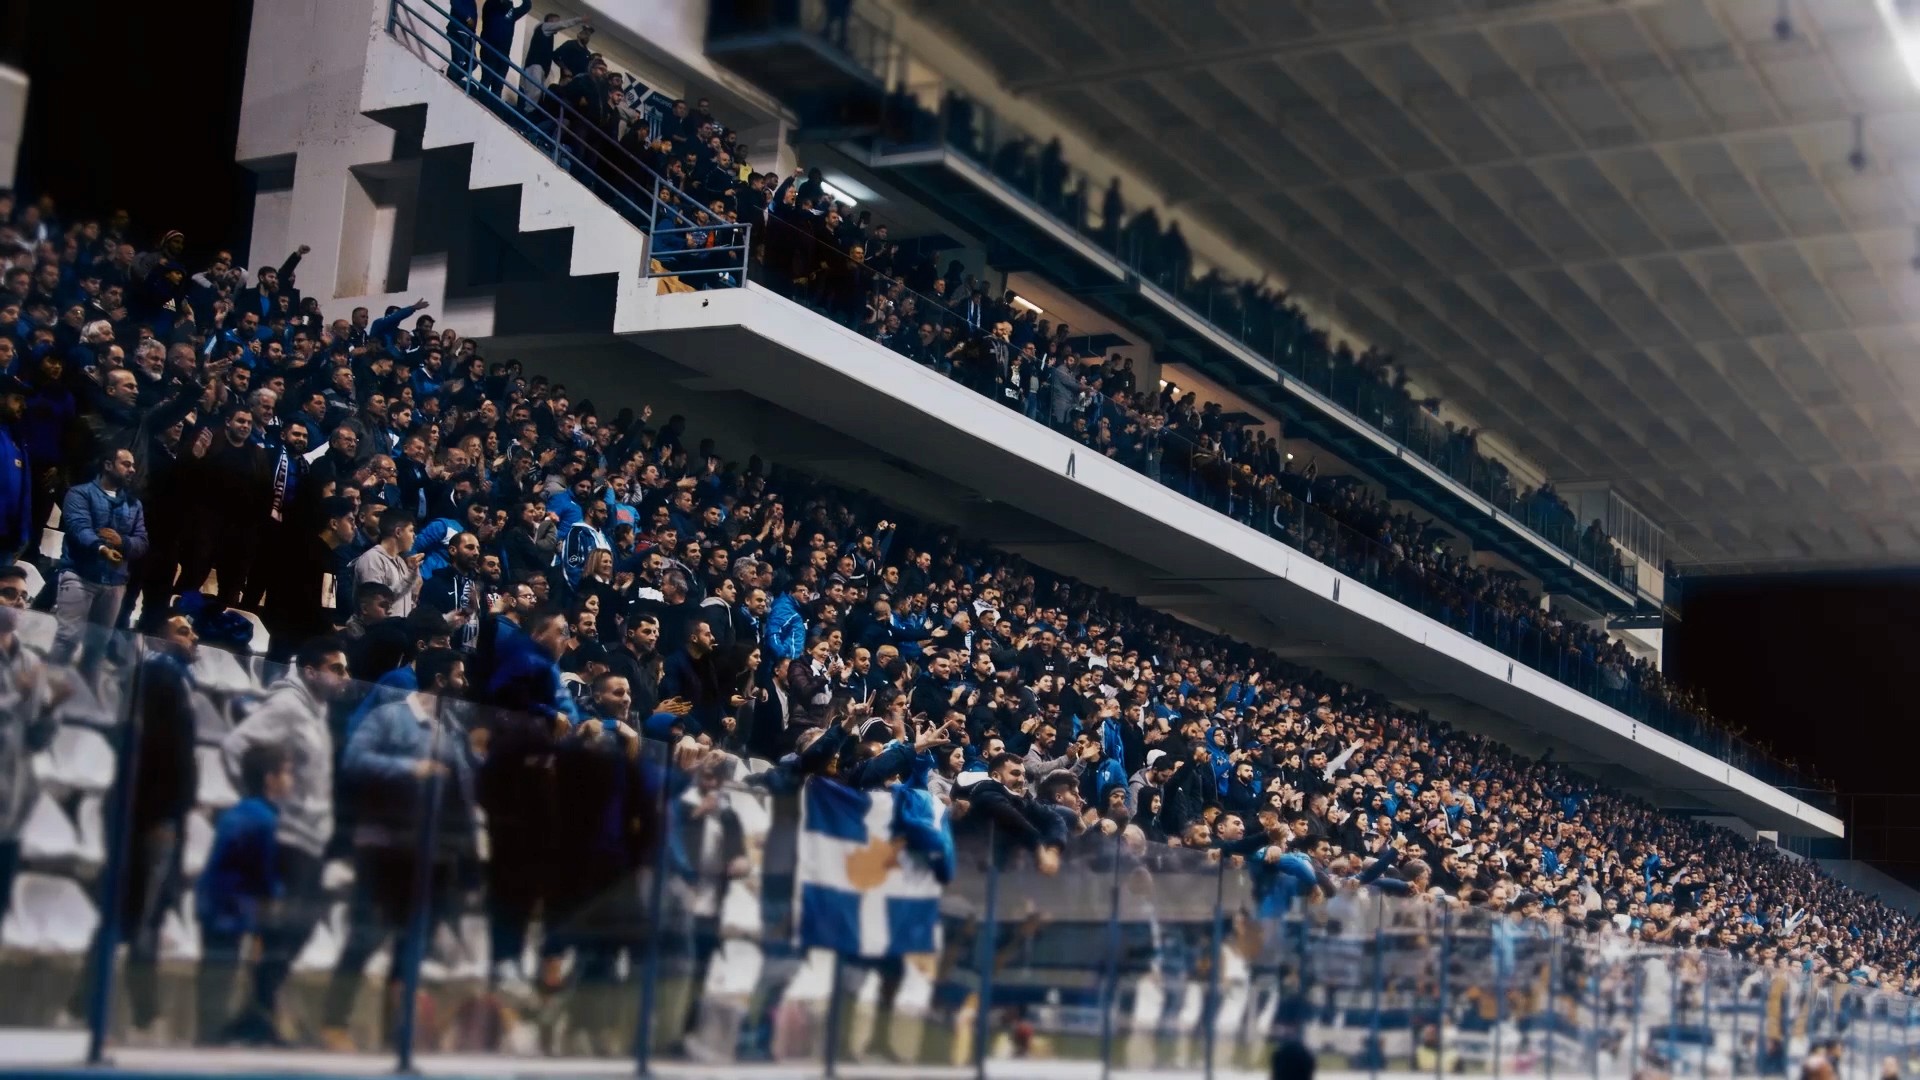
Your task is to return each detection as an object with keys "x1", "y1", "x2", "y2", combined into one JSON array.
[{"x1": 0, "y1": 612, "x2": 1899, "y2": 1077}]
